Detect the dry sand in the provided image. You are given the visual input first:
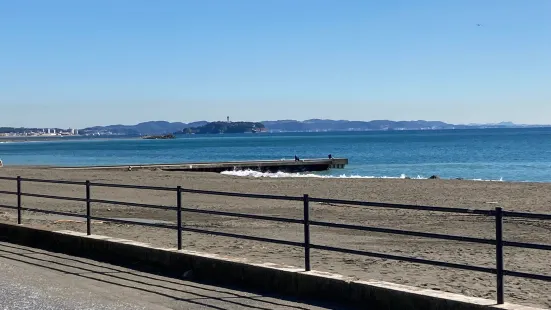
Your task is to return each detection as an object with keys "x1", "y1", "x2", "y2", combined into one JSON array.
[{"x1": 0, "y1": 167, "x2": 550, "y2": 308}]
